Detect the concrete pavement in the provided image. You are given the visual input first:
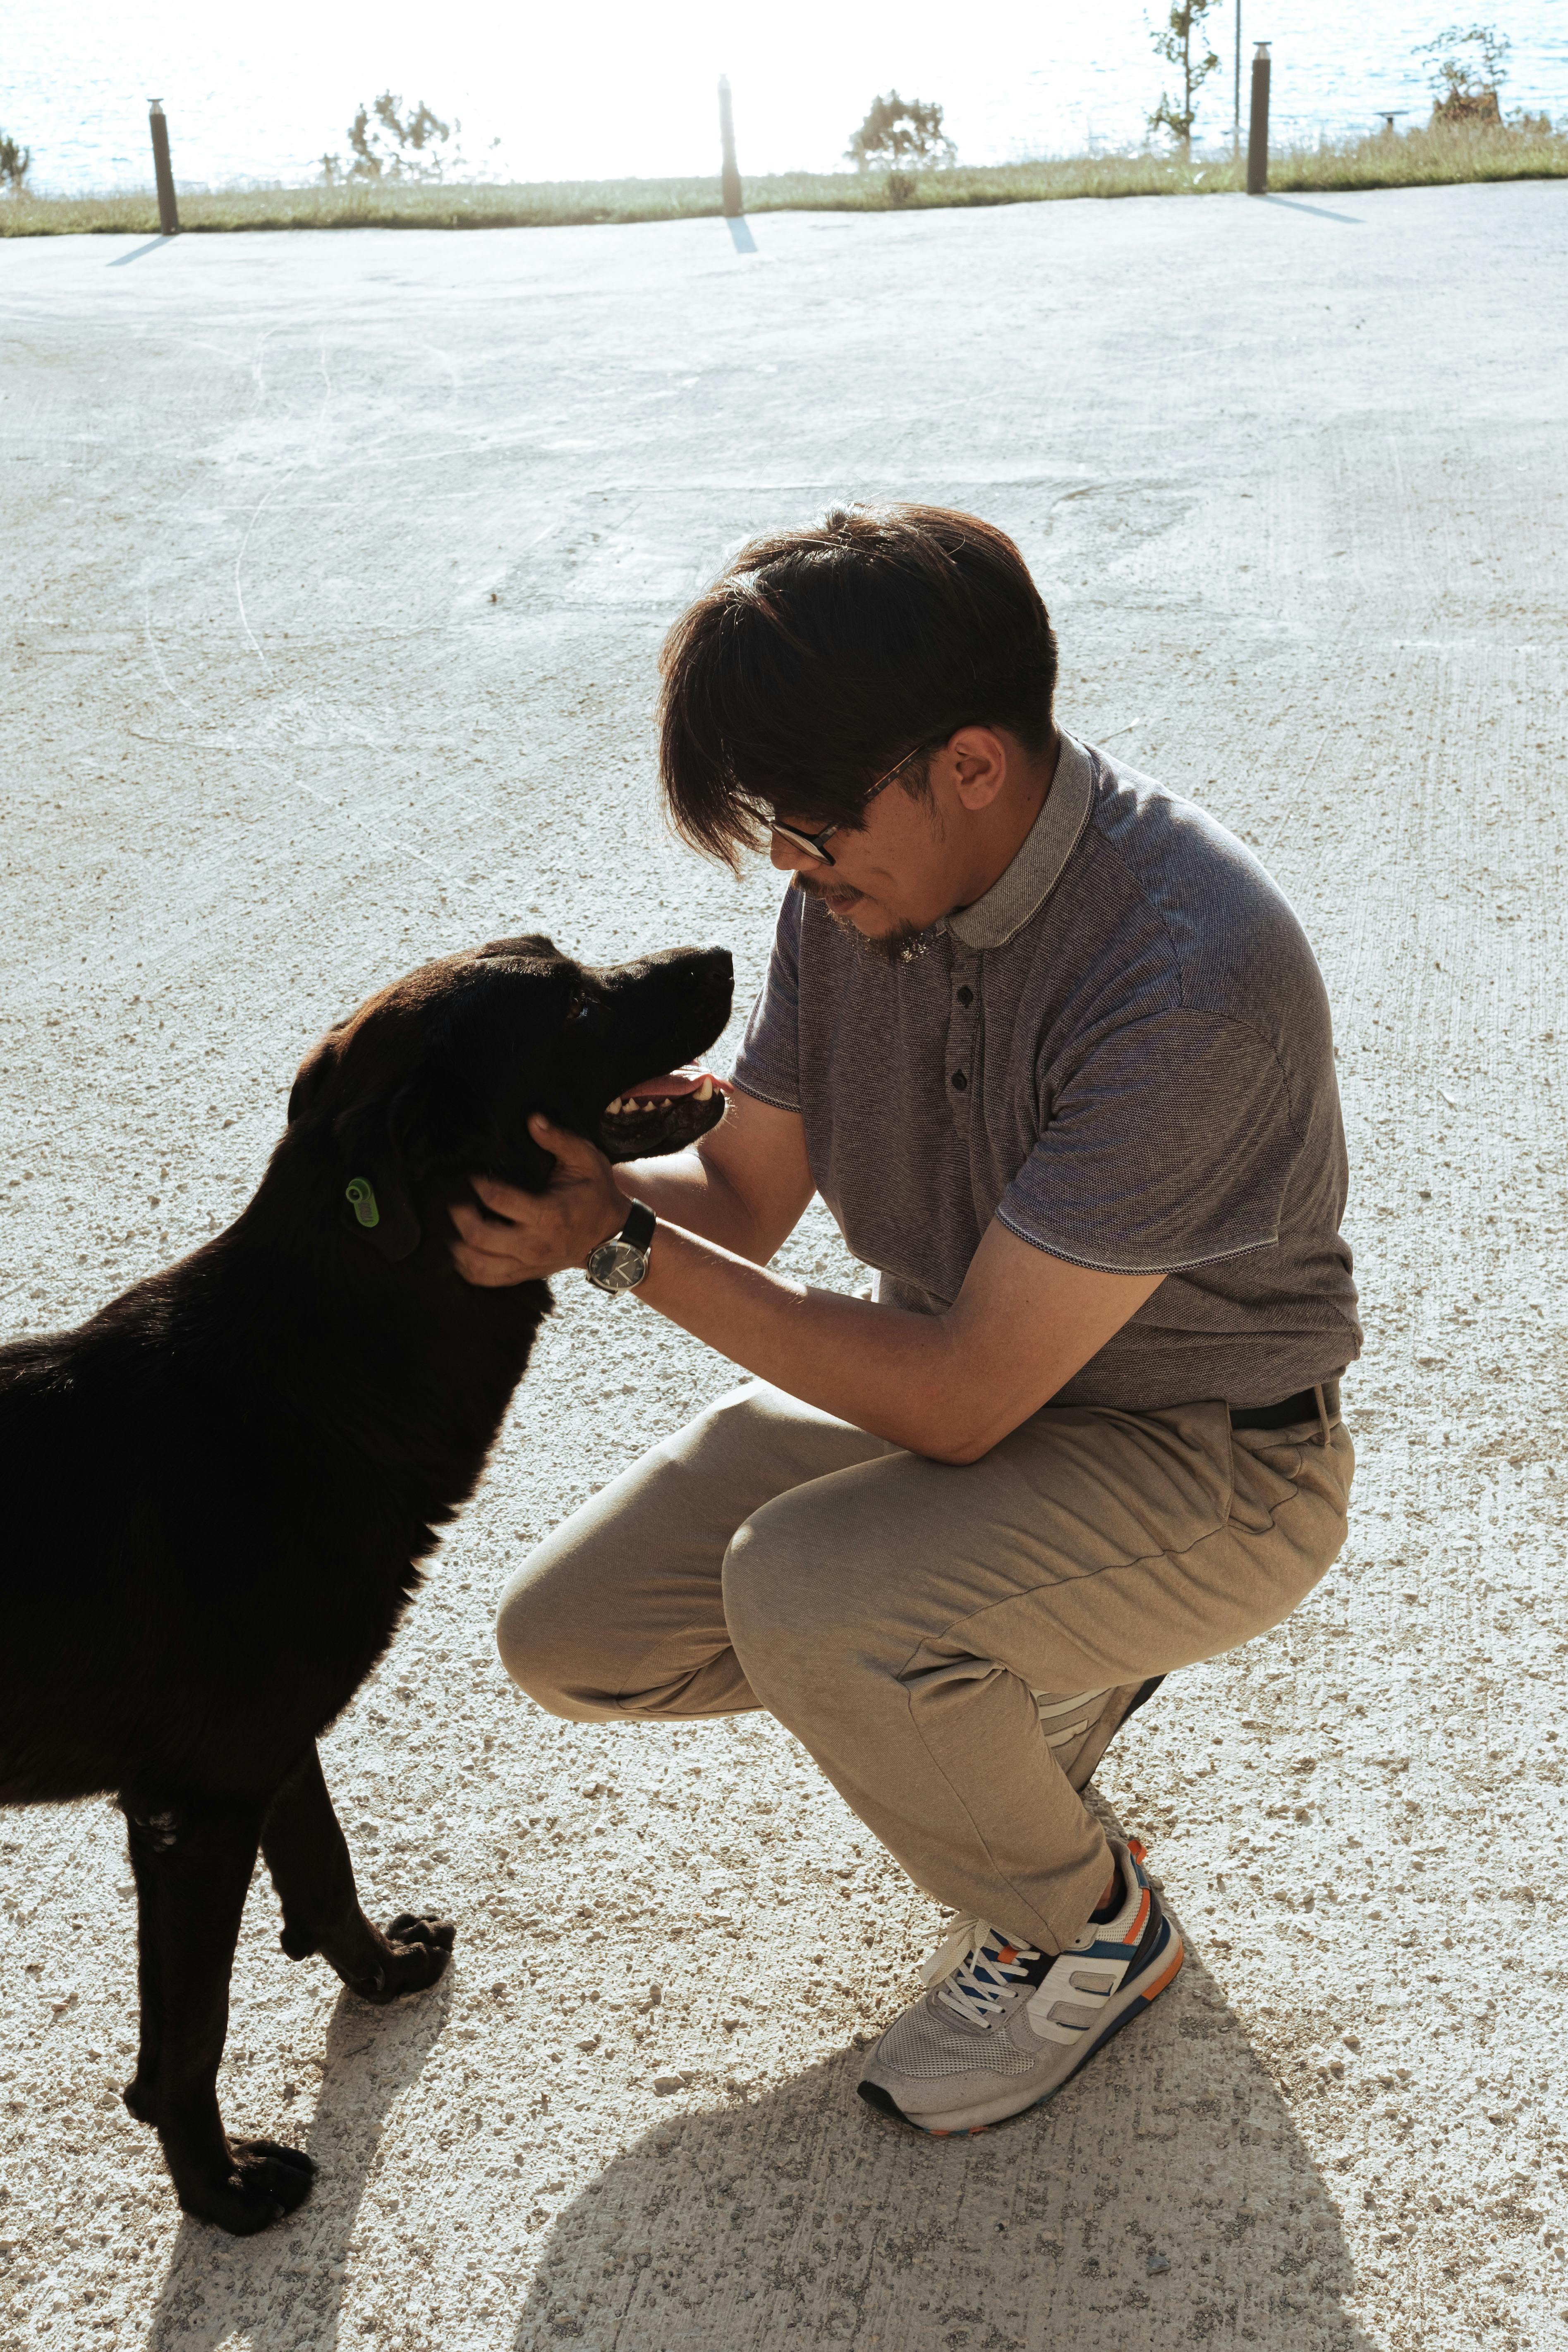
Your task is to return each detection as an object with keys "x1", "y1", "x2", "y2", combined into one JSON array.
[{"x1": 1, "y1": 181, "x2": 1566, "y2": 2350}]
